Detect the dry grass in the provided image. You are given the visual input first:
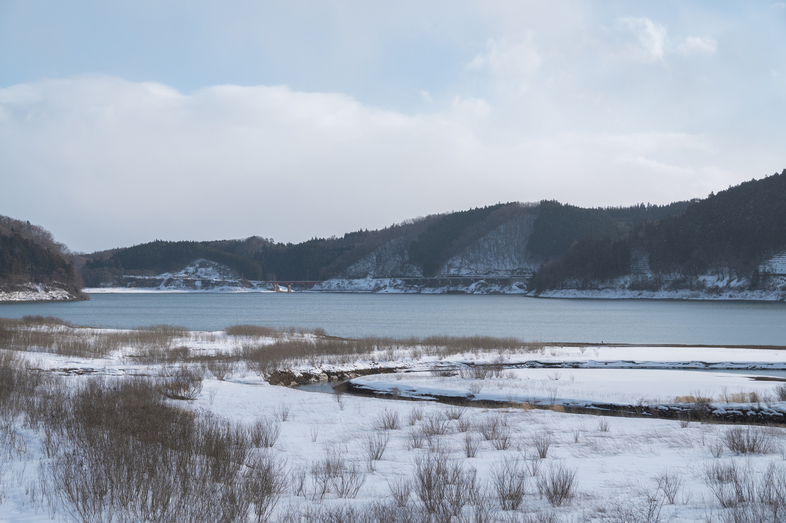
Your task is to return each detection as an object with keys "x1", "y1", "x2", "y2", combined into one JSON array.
[
  {"x1": 0, "y1": 316, "x2": 188, "y2": 358},
  {"x1": 2, "y1": 367, "x2": 288, "y2": 523},
  {"x1": 674, "y1": 394, "x2": 713, "y2": 405},
  {"x1": 2, "y1": 318, "x2": 548, "y2": 387}
]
